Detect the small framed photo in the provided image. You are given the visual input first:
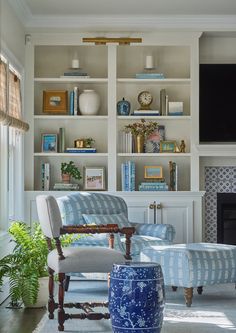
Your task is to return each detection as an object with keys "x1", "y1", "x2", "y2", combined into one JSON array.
[
  {"x1": 144, "y1": 166, "x2": 163, "y2": 179},
  {"x1": 41, "y1": 134, "x2": 58, "y2": 153},
  {"x1": 43, "y1": 90, "x2": 68, "y2": 114},
  {"x1": 84, "y1": 167, "x2": 105, "y2": 190},
  {"x1": 160, "y1": 140, "x2": 177, "y2": 153}
]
